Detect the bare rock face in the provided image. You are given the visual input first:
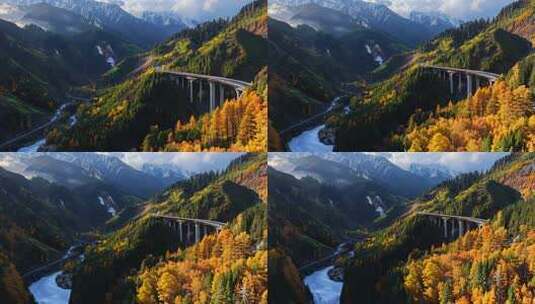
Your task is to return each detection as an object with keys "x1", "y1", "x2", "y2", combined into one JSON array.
[
  {"x1": 319, "y1": 126, "x2": 336, "y2": 145},
  {"x1": 328, "y1": 266, "x2": 344, "y2": 282},
  {"x1": 56, "y1": 272, "x2": 73, "y2": 289}
]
